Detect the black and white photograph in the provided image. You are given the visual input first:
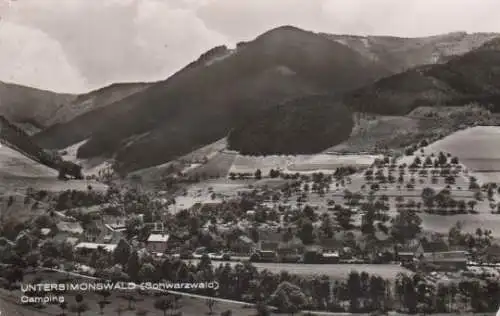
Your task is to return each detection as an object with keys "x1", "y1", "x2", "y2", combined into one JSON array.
[{"x1": 1, "y1": 0, "x2": 500, "y2": 315}]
